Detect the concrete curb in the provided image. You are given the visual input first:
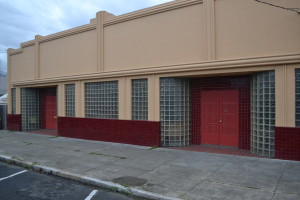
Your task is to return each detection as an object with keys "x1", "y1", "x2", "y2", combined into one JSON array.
[{"x1": 0, "y1": 155, "x2": 182, "y2": 200}]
